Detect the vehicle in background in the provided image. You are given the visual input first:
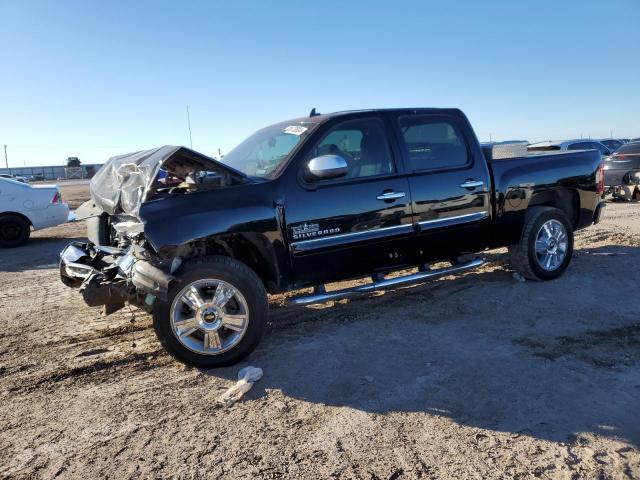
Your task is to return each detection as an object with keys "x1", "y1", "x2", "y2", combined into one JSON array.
[
  {"x1": 0, "y1": 173, "x2": 29, "y2": 184},
  {"x1": 527, "y1": 139, "x2": 613, "y2": 156},
  {"x1": 480, "y1": 141, "x2": 529, "y2": 160},
  {"x1": 60, "y1": 108, "x2": 605, "y2": 368},
  {"x1": 630, "y1": 138, "x2": 640, "y2": 143},
  {"x1": 604, "y1": 142, "x2": 640, "y2": 200},
  {"x1": 0, "y1": 177, "x2": 70, "y2": 247},
  {"x1": 599, "y1": 139, "x2": 625, "y2": 152}
]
